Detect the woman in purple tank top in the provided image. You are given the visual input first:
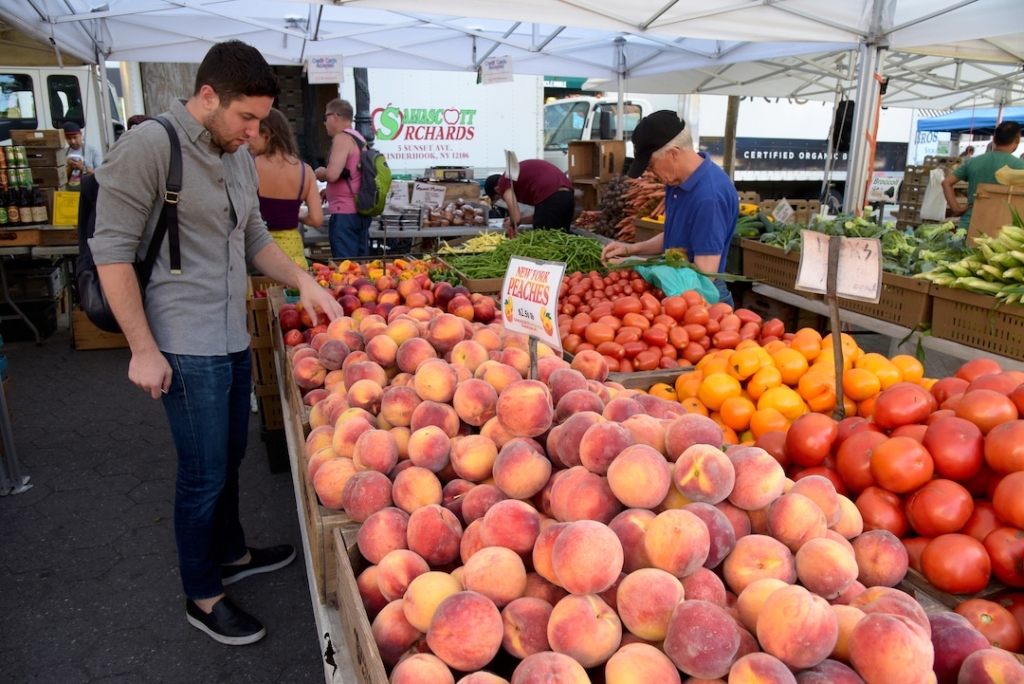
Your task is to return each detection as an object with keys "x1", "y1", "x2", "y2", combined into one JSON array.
[{"x1": 248, "y1": 109, "x2": 323, "y2": 267}]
